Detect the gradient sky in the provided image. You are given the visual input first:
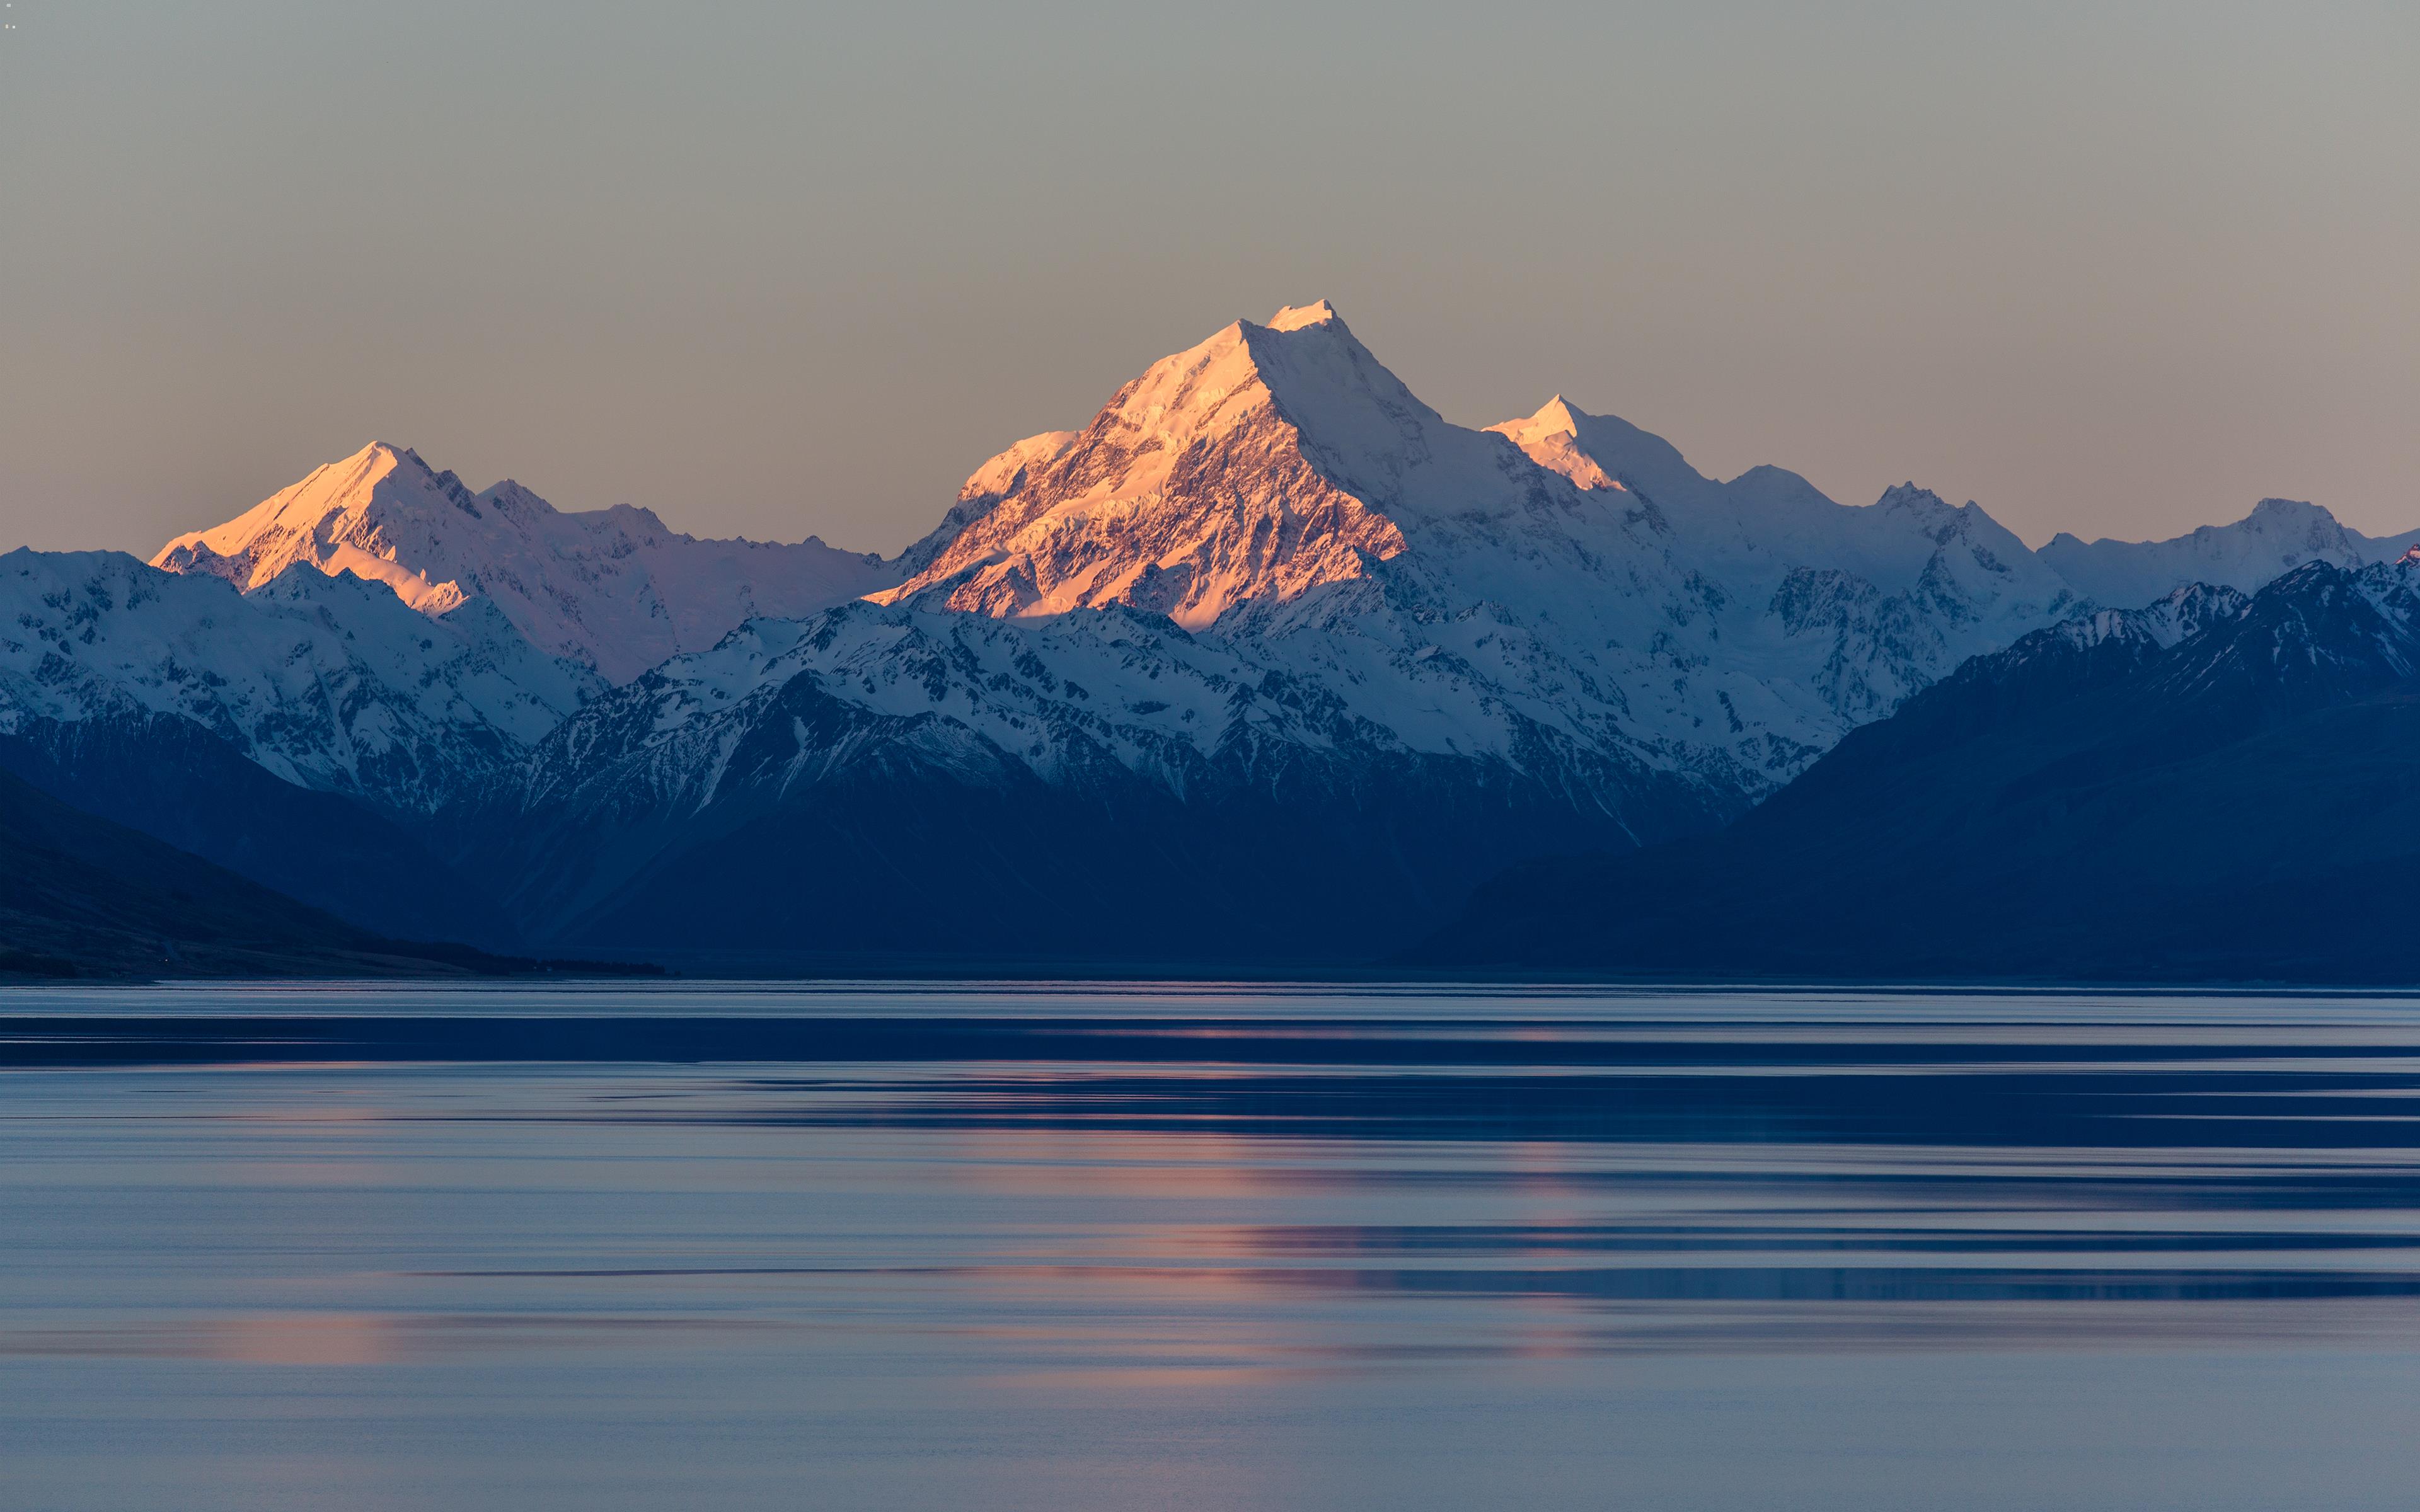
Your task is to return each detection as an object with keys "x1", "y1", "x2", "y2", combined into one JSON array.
[{"x1": 2, "y1": 1, "x2": 2414, "y2": 557}]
